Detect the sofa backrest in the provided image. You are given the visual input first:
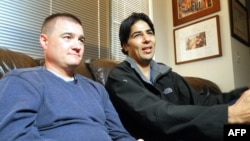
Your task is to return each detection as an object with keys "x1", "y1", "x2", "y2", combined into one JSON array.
[
  {"x1": 184, "y1": 76, "x2": 222, "y2": 95},
  {"x1": 0, "y1": 47, "x2": 40, "y2": 78},
  {"x1": 0, "y1": 47, "x2": 222, "y2": 94}
]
